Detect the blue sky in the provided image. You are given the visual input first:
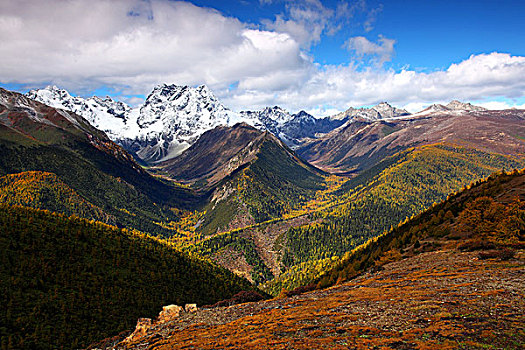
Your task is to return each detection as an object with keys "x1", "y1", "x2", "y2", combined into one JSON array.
[
  {"x1": 1, "y1": 0, "x2": 525, "y2": 115},
  {"x1": 191, "y1": 0, "x2": 525, "y2": 70}
]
